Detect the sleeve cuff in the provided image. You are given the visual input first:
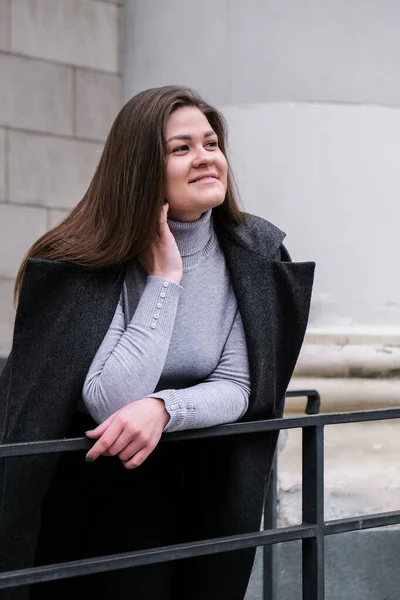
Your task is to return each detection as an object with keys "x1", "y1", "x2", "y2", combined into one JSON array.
[
  {"x1": 130, "y1": 276, "x2": 182, "y2": 336},
  {"x1": 148, "y1": 390, "x2": 198, "y2": 432}
]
